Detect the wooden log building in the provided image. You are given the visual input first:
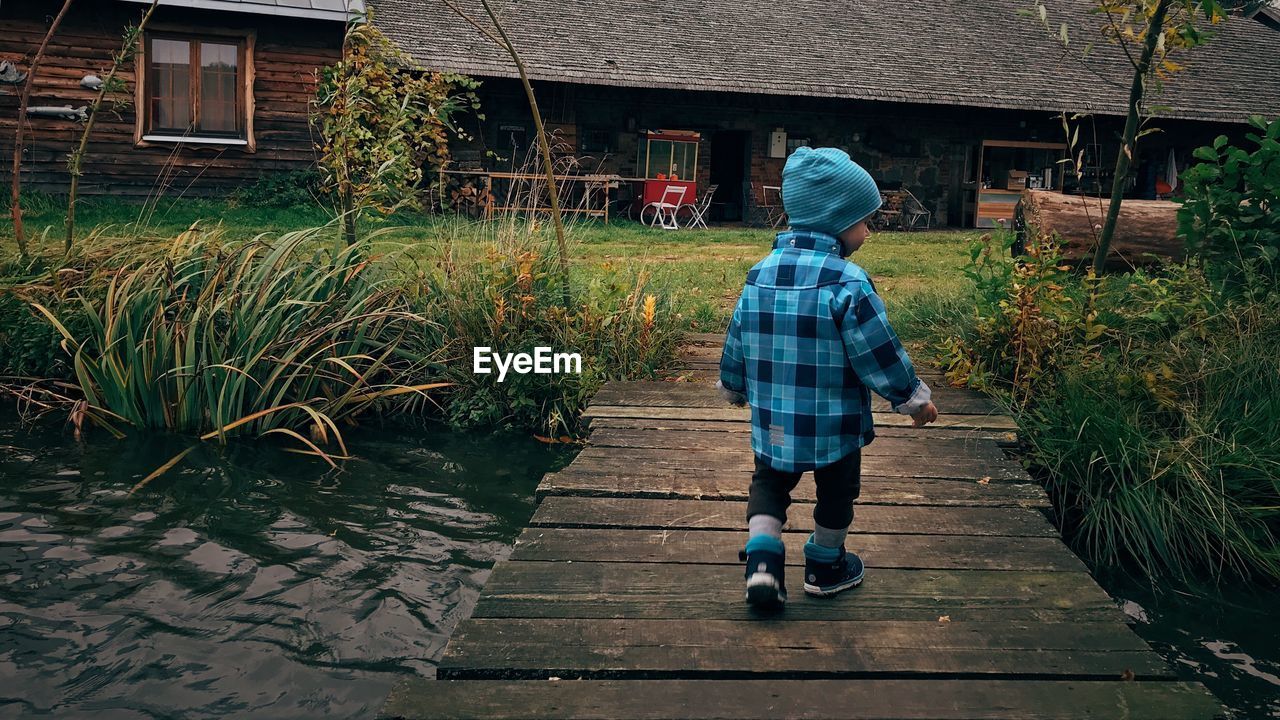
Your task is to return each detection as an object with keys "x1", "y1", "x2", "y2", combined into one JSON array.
[
  {"x1": 1, "y1": 0, "x2": 1278, "y2": 226},
  {"x1": 375, "y1": 0, "x2": 1280, "y2": 227},
  {"x1": 0, "y1": 0, "x2": 354, "y2": 200}
]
